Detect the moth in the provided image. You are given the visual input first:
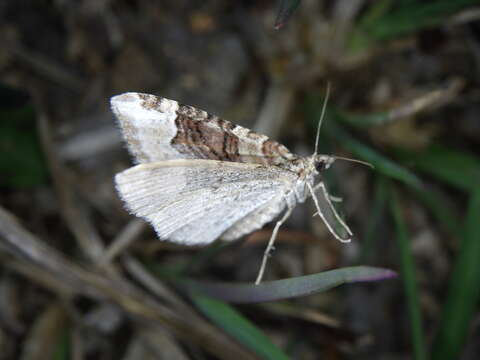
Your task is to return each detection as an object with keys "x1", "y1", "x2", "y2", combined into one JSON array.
[{"x1": 111, "y1": 91, "x2": 368, "y2": 283}]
